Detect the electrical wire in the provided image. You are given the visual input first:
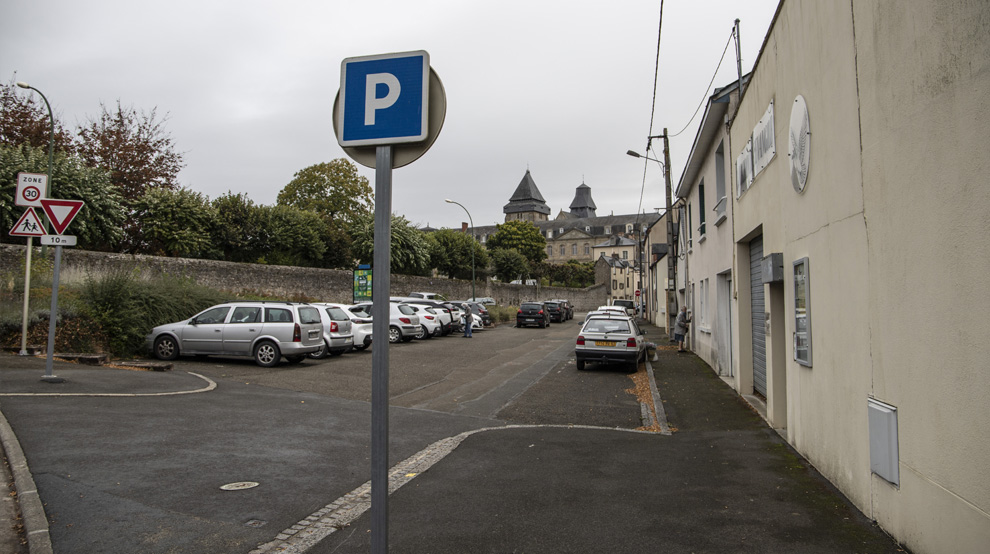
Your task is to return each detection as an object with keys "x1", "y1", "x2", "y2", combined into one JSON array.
[
  {"x1": 636, "y1": 0, "x2": 665, "y2": 220},
  {"x1": 669, "y1": 27, "x2": 736, "y2": 138}
]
